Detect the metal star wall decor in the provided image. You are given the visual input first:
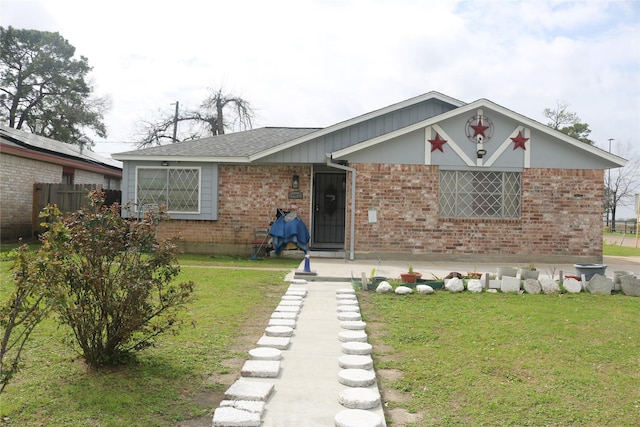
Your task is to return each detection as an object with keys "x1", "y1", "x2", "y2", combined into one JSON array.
[
  {"x1": 428, "y1": 133, "x2": 448, "y2": 152},
  {"x1": 511, "y1": 130, "x2": 529, "y2": 150},
  {"x1": 465, "y1": 115, "x2": 494, "y2": 143}
]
